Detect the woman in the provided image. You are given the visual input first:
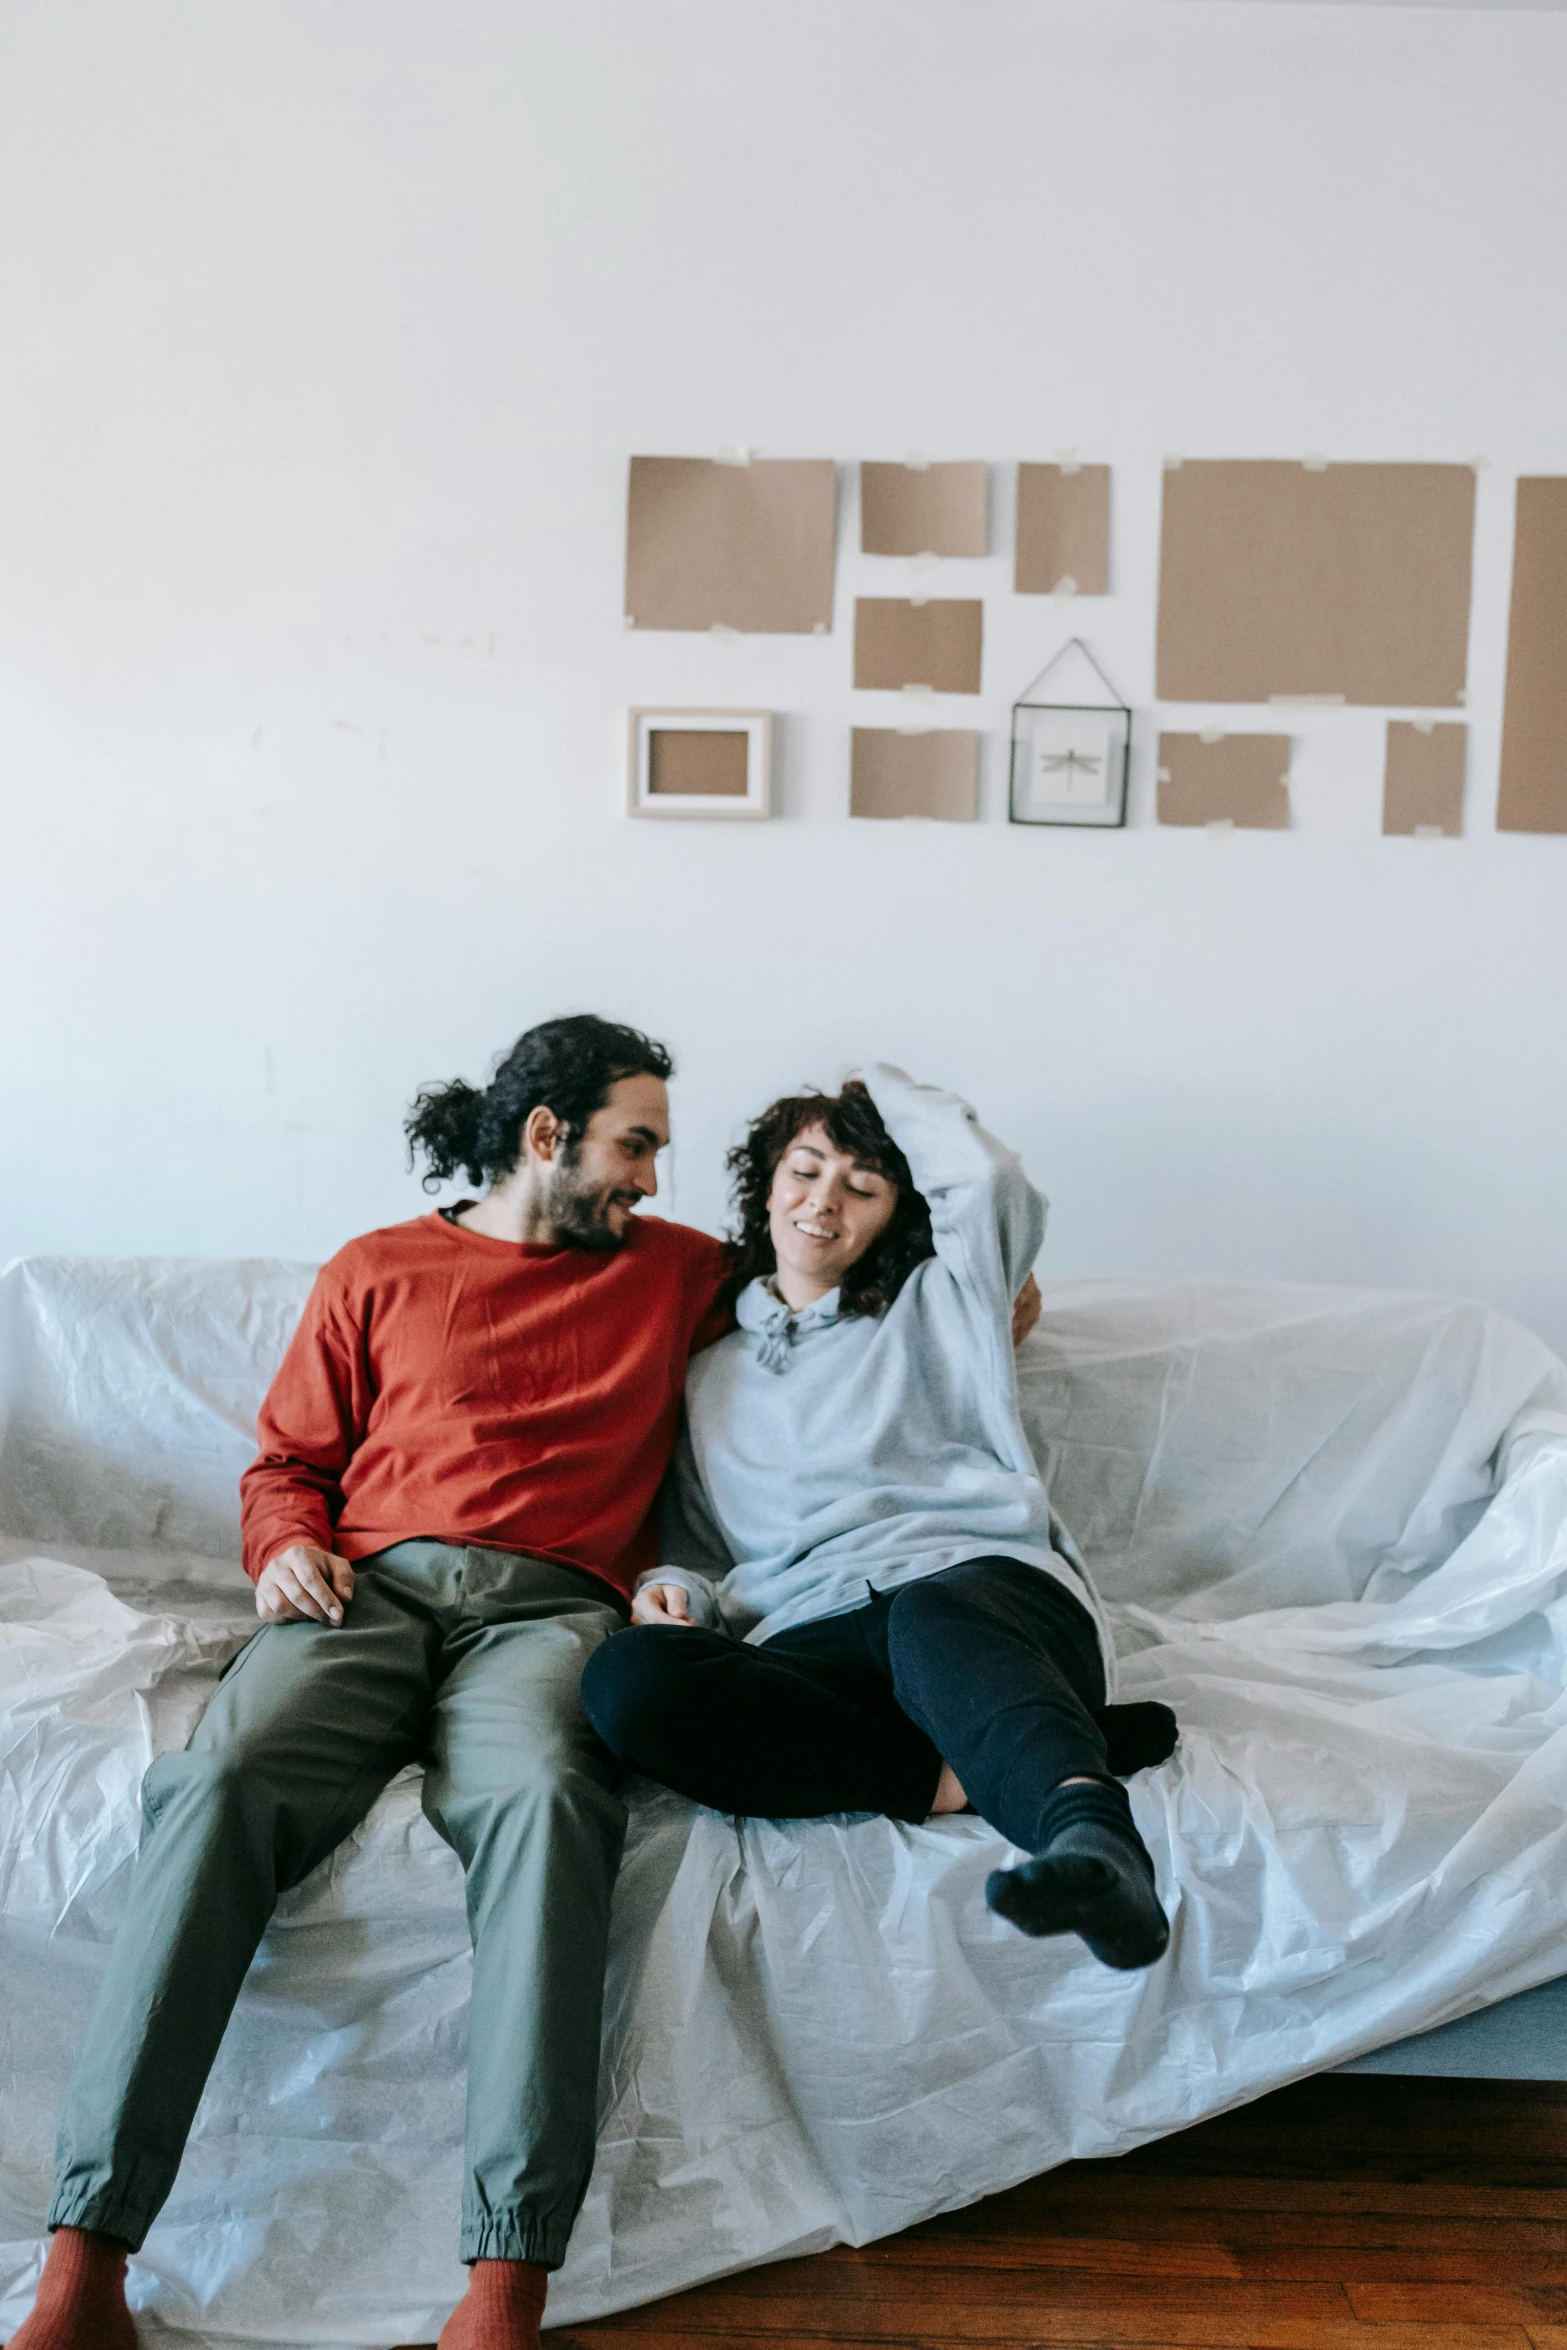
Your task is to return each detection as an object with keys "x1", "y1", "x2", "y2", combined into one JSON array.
[{"x1": 581, "y1": 1064, "x2": 1173, "y2": 1970}]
